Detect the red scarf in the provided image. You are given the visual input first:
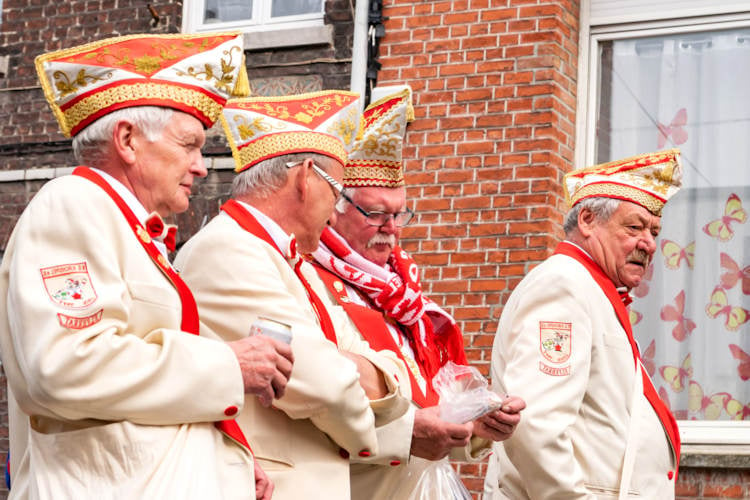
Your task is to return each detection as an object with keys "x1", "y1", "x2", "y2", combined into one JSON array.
[
  {"x1": 554, "y1": 241, "x2": 681, "y2": 471},
  {"x1": 313, "y1": 227, "x2": 466, "y2": 382}
]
